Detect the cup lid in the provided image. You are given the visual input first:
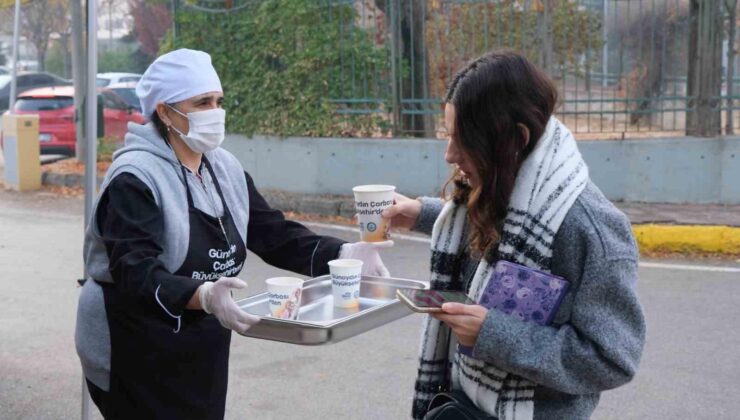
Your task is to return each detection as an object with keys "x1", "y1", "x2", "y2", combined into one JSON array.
[
  {"x1": 265, "y1": 277, "x2": 304, "y2": 287},
  {"x1": 352, "y1": 185, "x2": 396, "y2": 193},
  {"x1": 328, "y1": 259, "x2": 364, "y2": 268}
]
